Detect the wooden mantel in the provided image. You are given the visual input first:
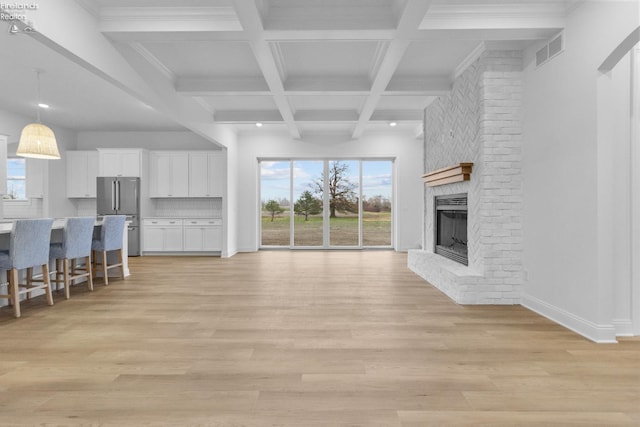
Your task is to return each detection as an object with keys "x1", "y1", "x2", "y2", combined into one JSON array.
[{"x1": 422, "y1": 163, "x2": 474, "y2": 187}]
